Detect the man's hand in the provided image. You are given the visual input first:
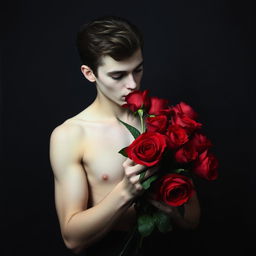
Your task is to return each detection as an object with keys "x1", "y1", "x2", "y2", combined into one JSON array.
[
  {"x1": 146, "y1": 198, "x2": 180, "y2": 218},
  {"x1": 120, "y1": 158, "x2": 160, "y2": 199},
  {"x1": 146, "y1": 193, "x2": 200, "y2": 230}
]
